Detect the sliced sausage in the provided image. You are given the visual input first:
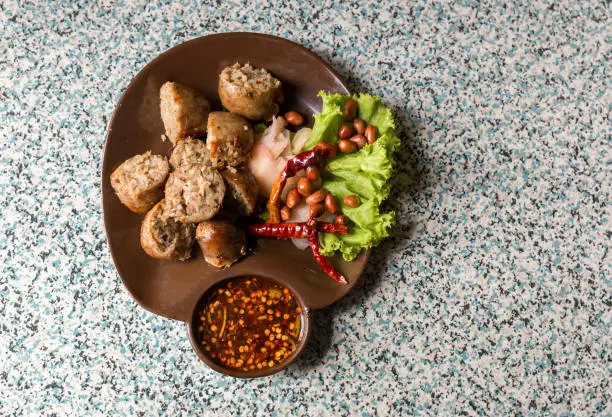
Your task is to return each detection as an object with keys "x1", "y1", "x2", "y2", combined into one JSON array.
[
  {"x1": 110, "y1": 151, "x2": 170, "y2": 213},
  {"x1": 206, "y1": 111, "x2": 254, "y2": 168},
  {"x1": 218, "y1": 63, "x2": 282, "y2": 121},
  {"x1": 160, "y1": 81, "x2": 210, "y2": 145},
  {"x1": 196, "y1": 220, "x2": 246, "y2": 268},
  {"x1": 163, "y1": 163, "x2": 225, "y2": 223},
  {"x1": 221, "y1": 166, "x2": 260, "y2": 216},
  {"x1": 169, "y1": 137, "x2": 212, "y2": 170},
  {"x1": 140, "y1": 200, "x2": 196, "y2": 261}
]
